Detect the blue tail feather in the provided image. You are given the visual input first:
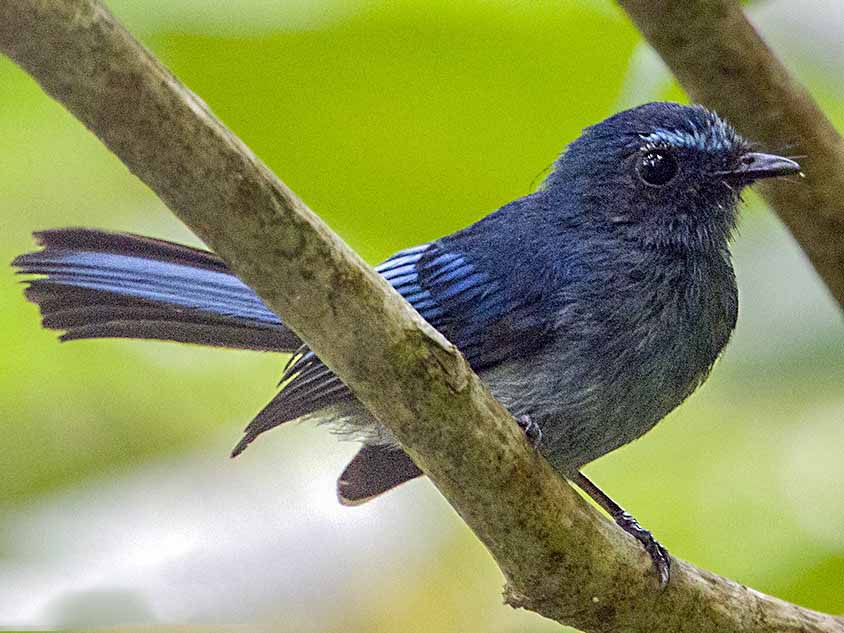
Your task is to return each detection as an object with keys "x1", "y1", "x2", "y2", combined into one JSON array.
[{"x1": 13, "y1": 228, "x2": 300, "y2": 352}]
